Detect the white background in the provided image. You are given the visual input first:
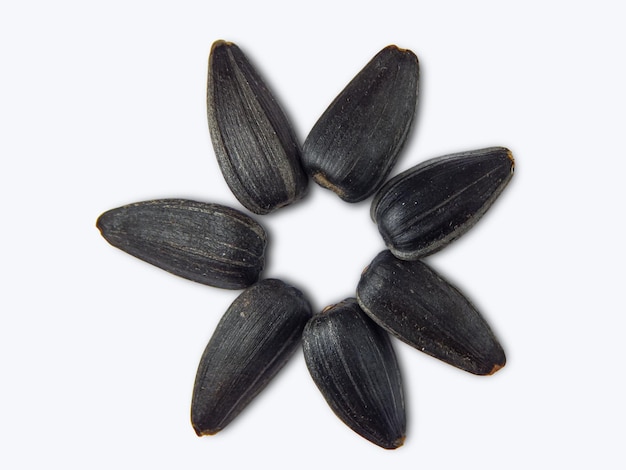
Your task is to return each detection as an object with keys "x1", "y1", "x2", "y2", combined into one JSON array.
[{"x1": 2, "y1": 1, "x2": 625, "y2": 468}]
